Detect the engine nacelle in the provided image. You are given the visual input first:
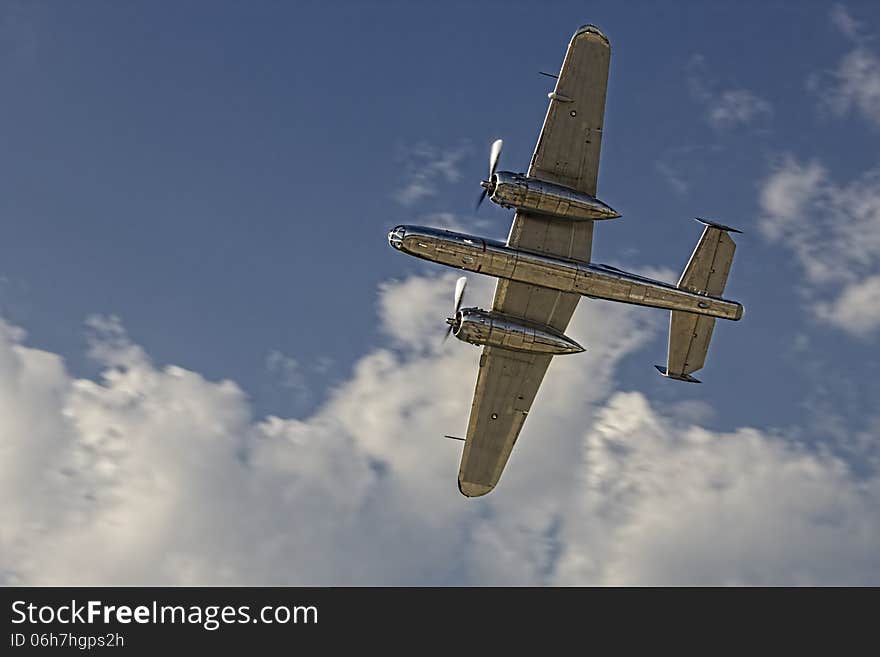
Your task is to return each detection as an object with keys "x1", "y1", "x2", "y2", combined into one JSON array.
[
  {"x1": 488, "y1": 171, "x2": 620, "y2": 221},
  {"x1": 450, "y1": 308, "x2": 584, "y2": 355}
]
